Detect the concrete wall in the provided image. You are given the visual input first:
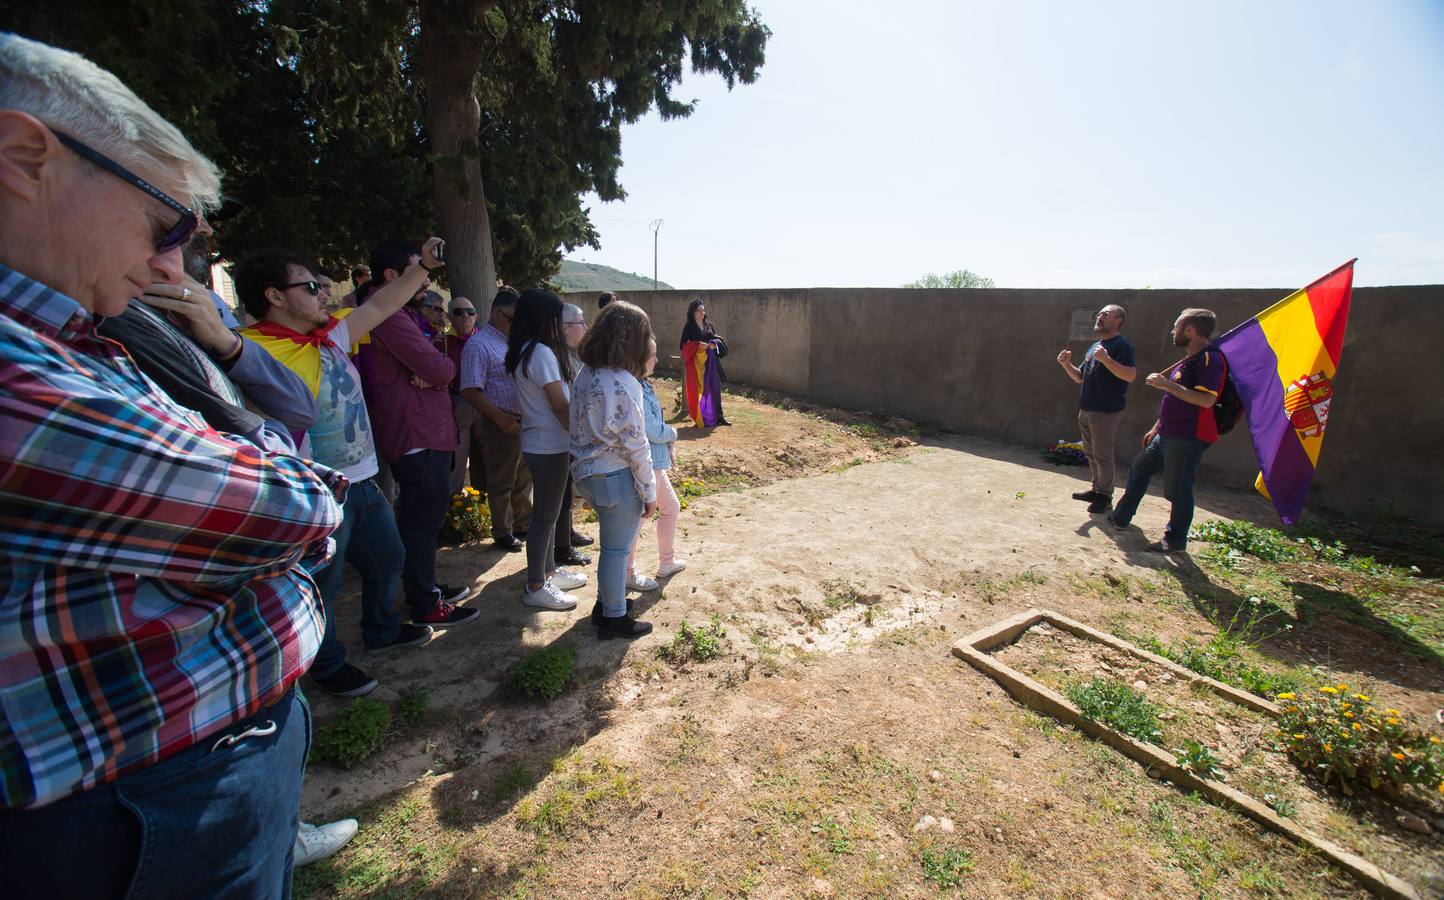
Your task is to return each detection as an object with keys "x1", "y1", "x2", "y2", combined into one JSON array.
[{"x1": 567, "y1": 284, "x2": 1444, "y2": 525}]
